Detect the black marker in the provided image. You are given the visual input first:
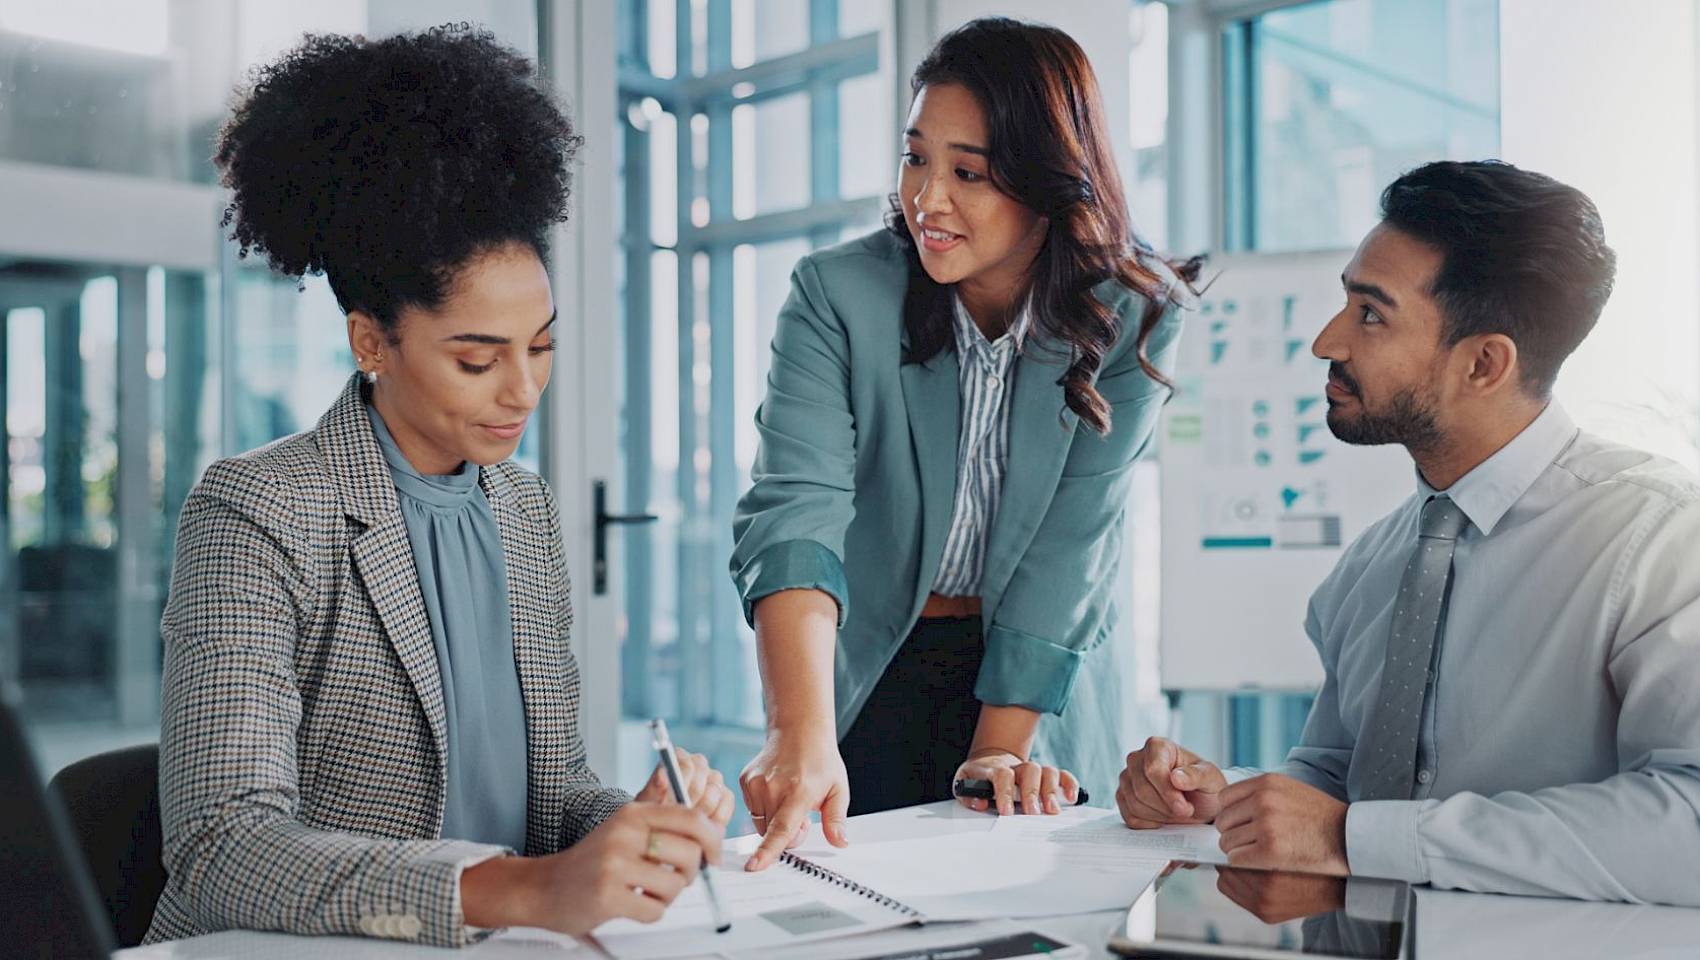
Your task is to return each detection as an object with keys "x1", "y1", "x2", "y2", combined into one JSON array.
[{"x1": 952, "y1": 778, "x2": 1090, "y2": 808}]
